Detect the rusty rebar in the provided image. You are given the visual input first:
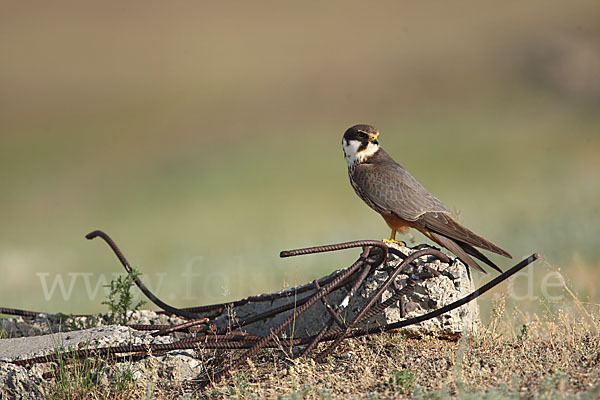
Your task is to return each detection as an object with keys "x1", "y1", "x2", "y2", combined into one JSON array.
[
  {"x1": 202, "y1": 246, "x2": 372, "y2": 389},
  {"x1": 363, "y1": 253, "x2": 540, "y2": 335},
  {"x1": 0, "y1": 307, "x2": 43, "y2": 318},
  {"x1": 280, "y1": 240, "x2": 388, "y2": 261},
  {"x1": 310, "y1": 253, "x2": 541, "y2": 344},
  {"x1": 167, "y1": 242, "x2": 386, "y2": 317},
  {"x1": 175, "y1": 269, "x2": 355, "y2": 318},
  {"x1": 86, "y1": 230, "x2": 203, "y2": 320},
  {"x1": 217, "y1": 244, "x2": 386, "y2": 334},
  {"x1": 299, "y1": 261, "x2": 374, "y2": 357},
  {"x1": 4, "y1": 229, "x2": 538, "y2": 396},
  {"x1": 127, "y1": 323, "x2": 172, "y2": 331},
  {"x1": 0, "y1": 308, "x2": 92, "y2": 319},
  {"x1": 150, "y1": 318, "x2": 209, "y2": 337},
  {"x1": 218, "y1": 291, "x2": 321, "y2": 334},
  {"x1": 10, "y1": 253, "x2": 537, "y2": 369},
  {"x1": 313, "y1": 280, "x2": 346, "y2": 330},
  {"x1": 126, "y1": 323, "x2": 210, "y2": 335},
  {"x1": 316, "y1": 248, "x2": 452, "y2": 361},
  {"x1": 295, "y1": 242, "x2": 385, "y2": 357}
]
